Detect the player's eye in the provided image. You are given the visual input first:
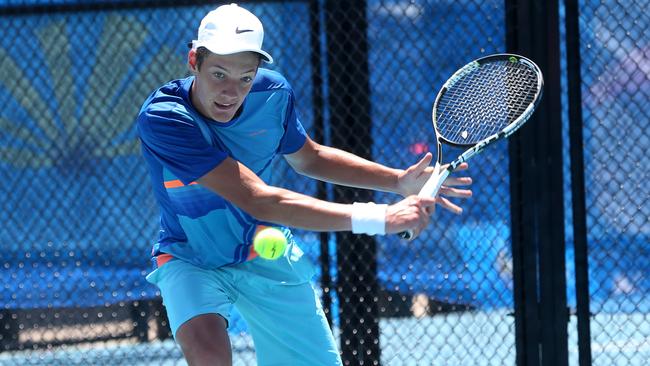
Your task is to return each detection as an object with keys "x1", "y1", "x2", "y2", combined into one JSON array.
[
  {"x1": 241, "y1": 76, "x2": 253, "y2": 83},
  {"x1": 213, "y1": 72, "x2": 225, "y2": 80}
]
